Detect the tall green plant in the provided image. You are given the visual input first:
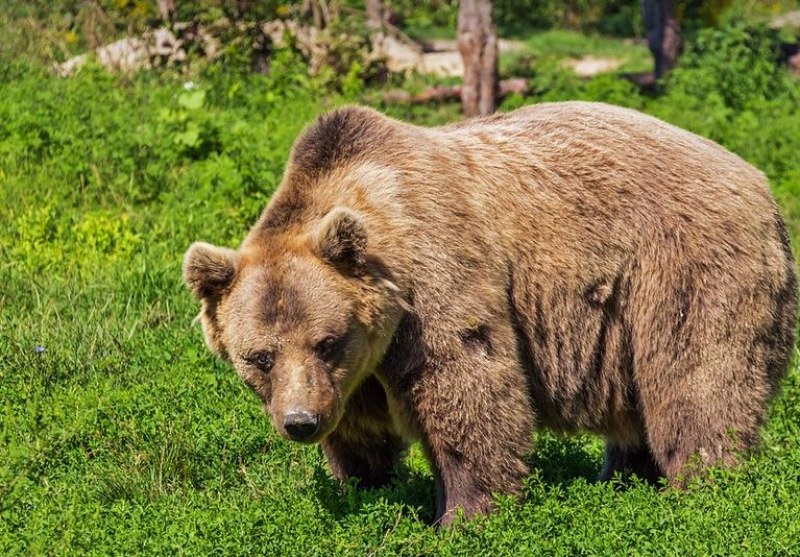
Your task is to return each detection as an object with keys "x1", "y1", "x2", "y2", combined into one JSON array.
[{"x1": 668, "y1": 23, "x2": 794, "y2": 110}]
